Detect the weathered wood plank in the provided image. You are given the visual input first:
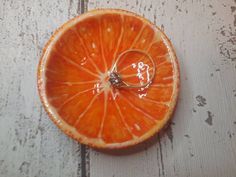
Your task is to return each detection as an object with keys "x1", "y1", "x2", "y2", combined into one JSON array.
[
  {"x1": 1, "y1": 0, "x2": 236, "y2": 177},
  {"x1": 88, "y1": 0, "x2": 236, "y2": 177},
  {"x1": 0, "y1": 0, "x2": 89, "y2": 177}
]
